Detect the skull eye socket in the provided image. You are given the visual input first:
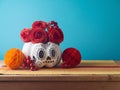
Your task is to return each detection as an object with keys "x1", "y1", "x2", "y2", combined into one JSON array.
[
  {"x1": 39, "y1": 50, "x2": 44, "y2": 58},
  {"x1": 51, "y1": 50, "x2": 55, "y2": 57},
  {"x1": 50, "y1": 49, "x2": 56, "y2": 58}
]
